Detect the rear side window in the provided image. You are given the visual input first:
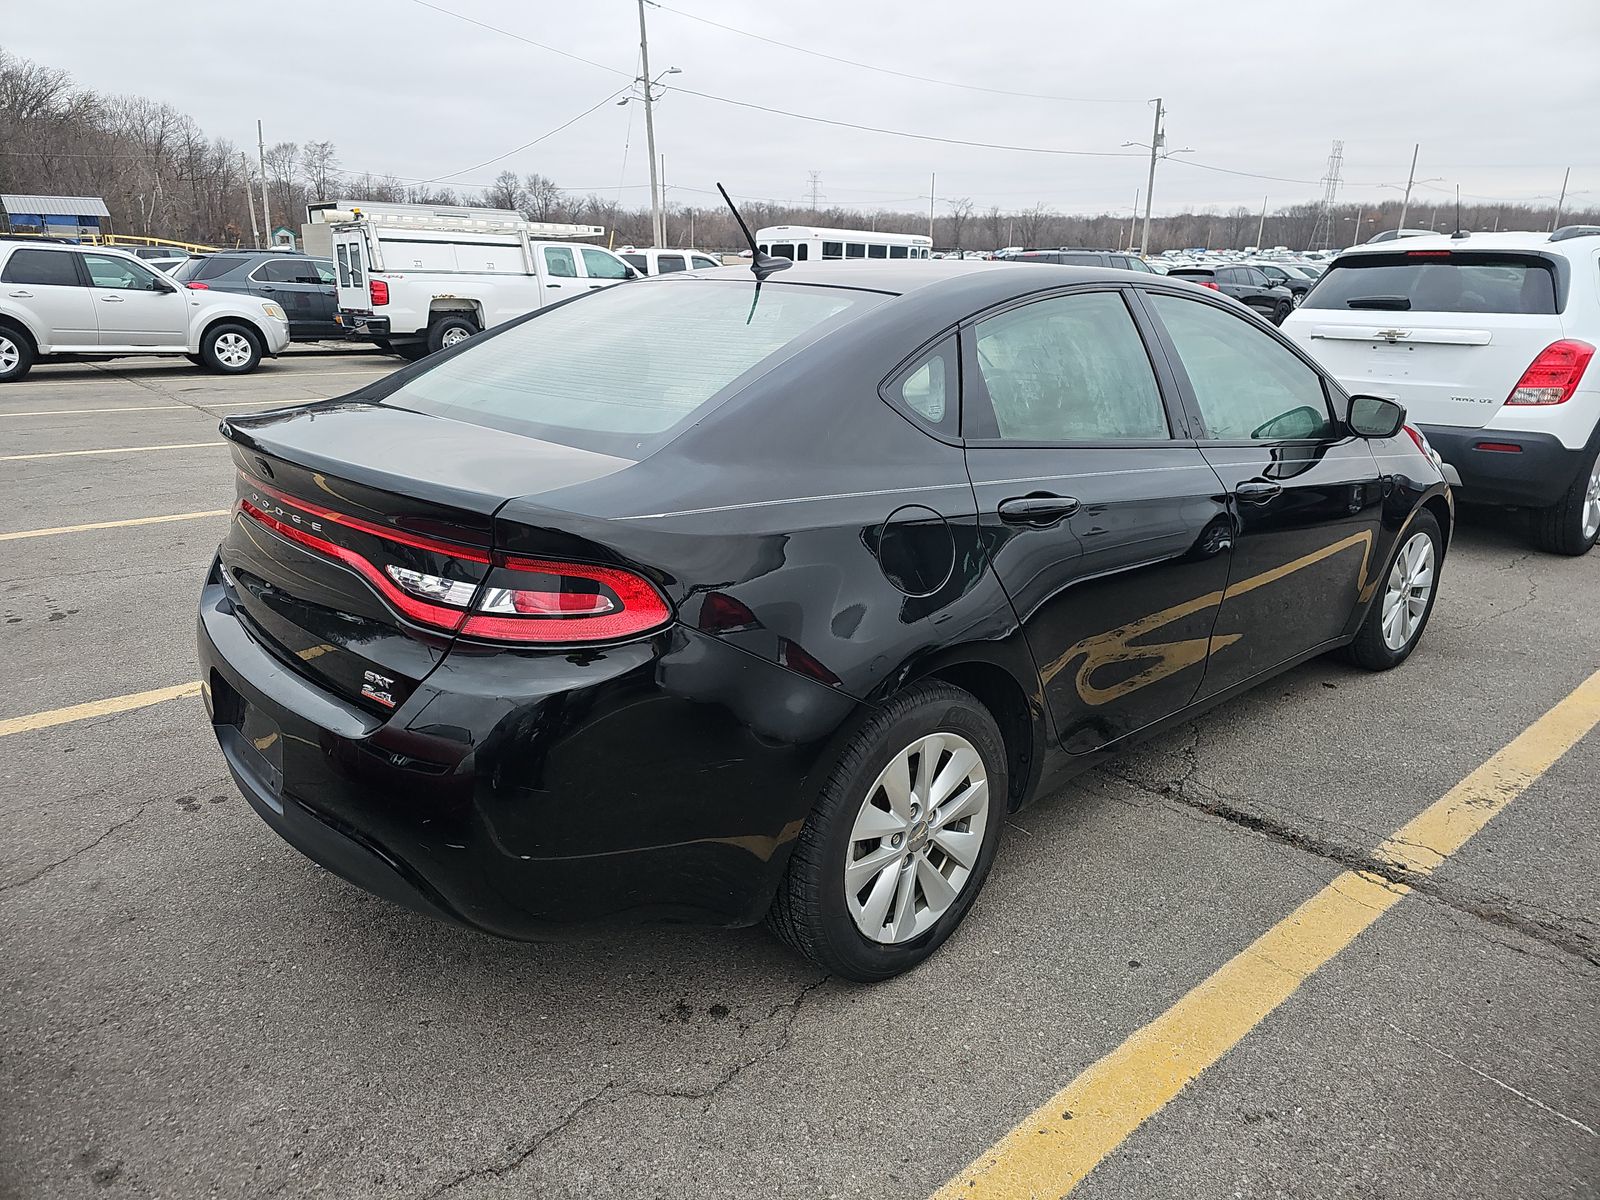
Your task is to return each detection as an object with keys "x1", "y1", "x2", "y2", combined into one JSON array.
[
  {"x1": 973, "y1": 291, "x2": 1169, "y2": 442},
  {"x1": 656, "y1": 253, "x2": 687, "y2": 274},
  {"x1": 1303, "y1": 253, "x2": 1559, "y2": 314},
  {"x1": 888, "y1": 337, "x2": 958, "y2": 433},
  {"x1": 691, "y1": 255, "x2": 720, "y2": 270},
  {"x1": 1150, "y1": 293, "x2": 1332, "y2": 441},
  {"x1": 381, "y1": 280, "x2": 879, "y2": 456},
  {"x1": 581, "y1": 248, "x2": 630, "y2": 279},
  {"x1": 621, "y1": 253, "x2": 647, "y2": 273},
  {"x1": 2, "y1": 249, "x2": 81, "y2": 286},
  {"x1": 821, "y1": 242, "x2": 843, "y2": 260},
  {"x1": 178, "y1": 255, "x2": 246, "y2": 282},
  {"x1": 542, "y1": 246, "x2": 576, "y2": 277},
  {"x1": 335, "y1": 245, "x2": 350, "y2": 286},
  {"x1": 845, "y1": 244, "x2": 866, "y2": 259}
]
